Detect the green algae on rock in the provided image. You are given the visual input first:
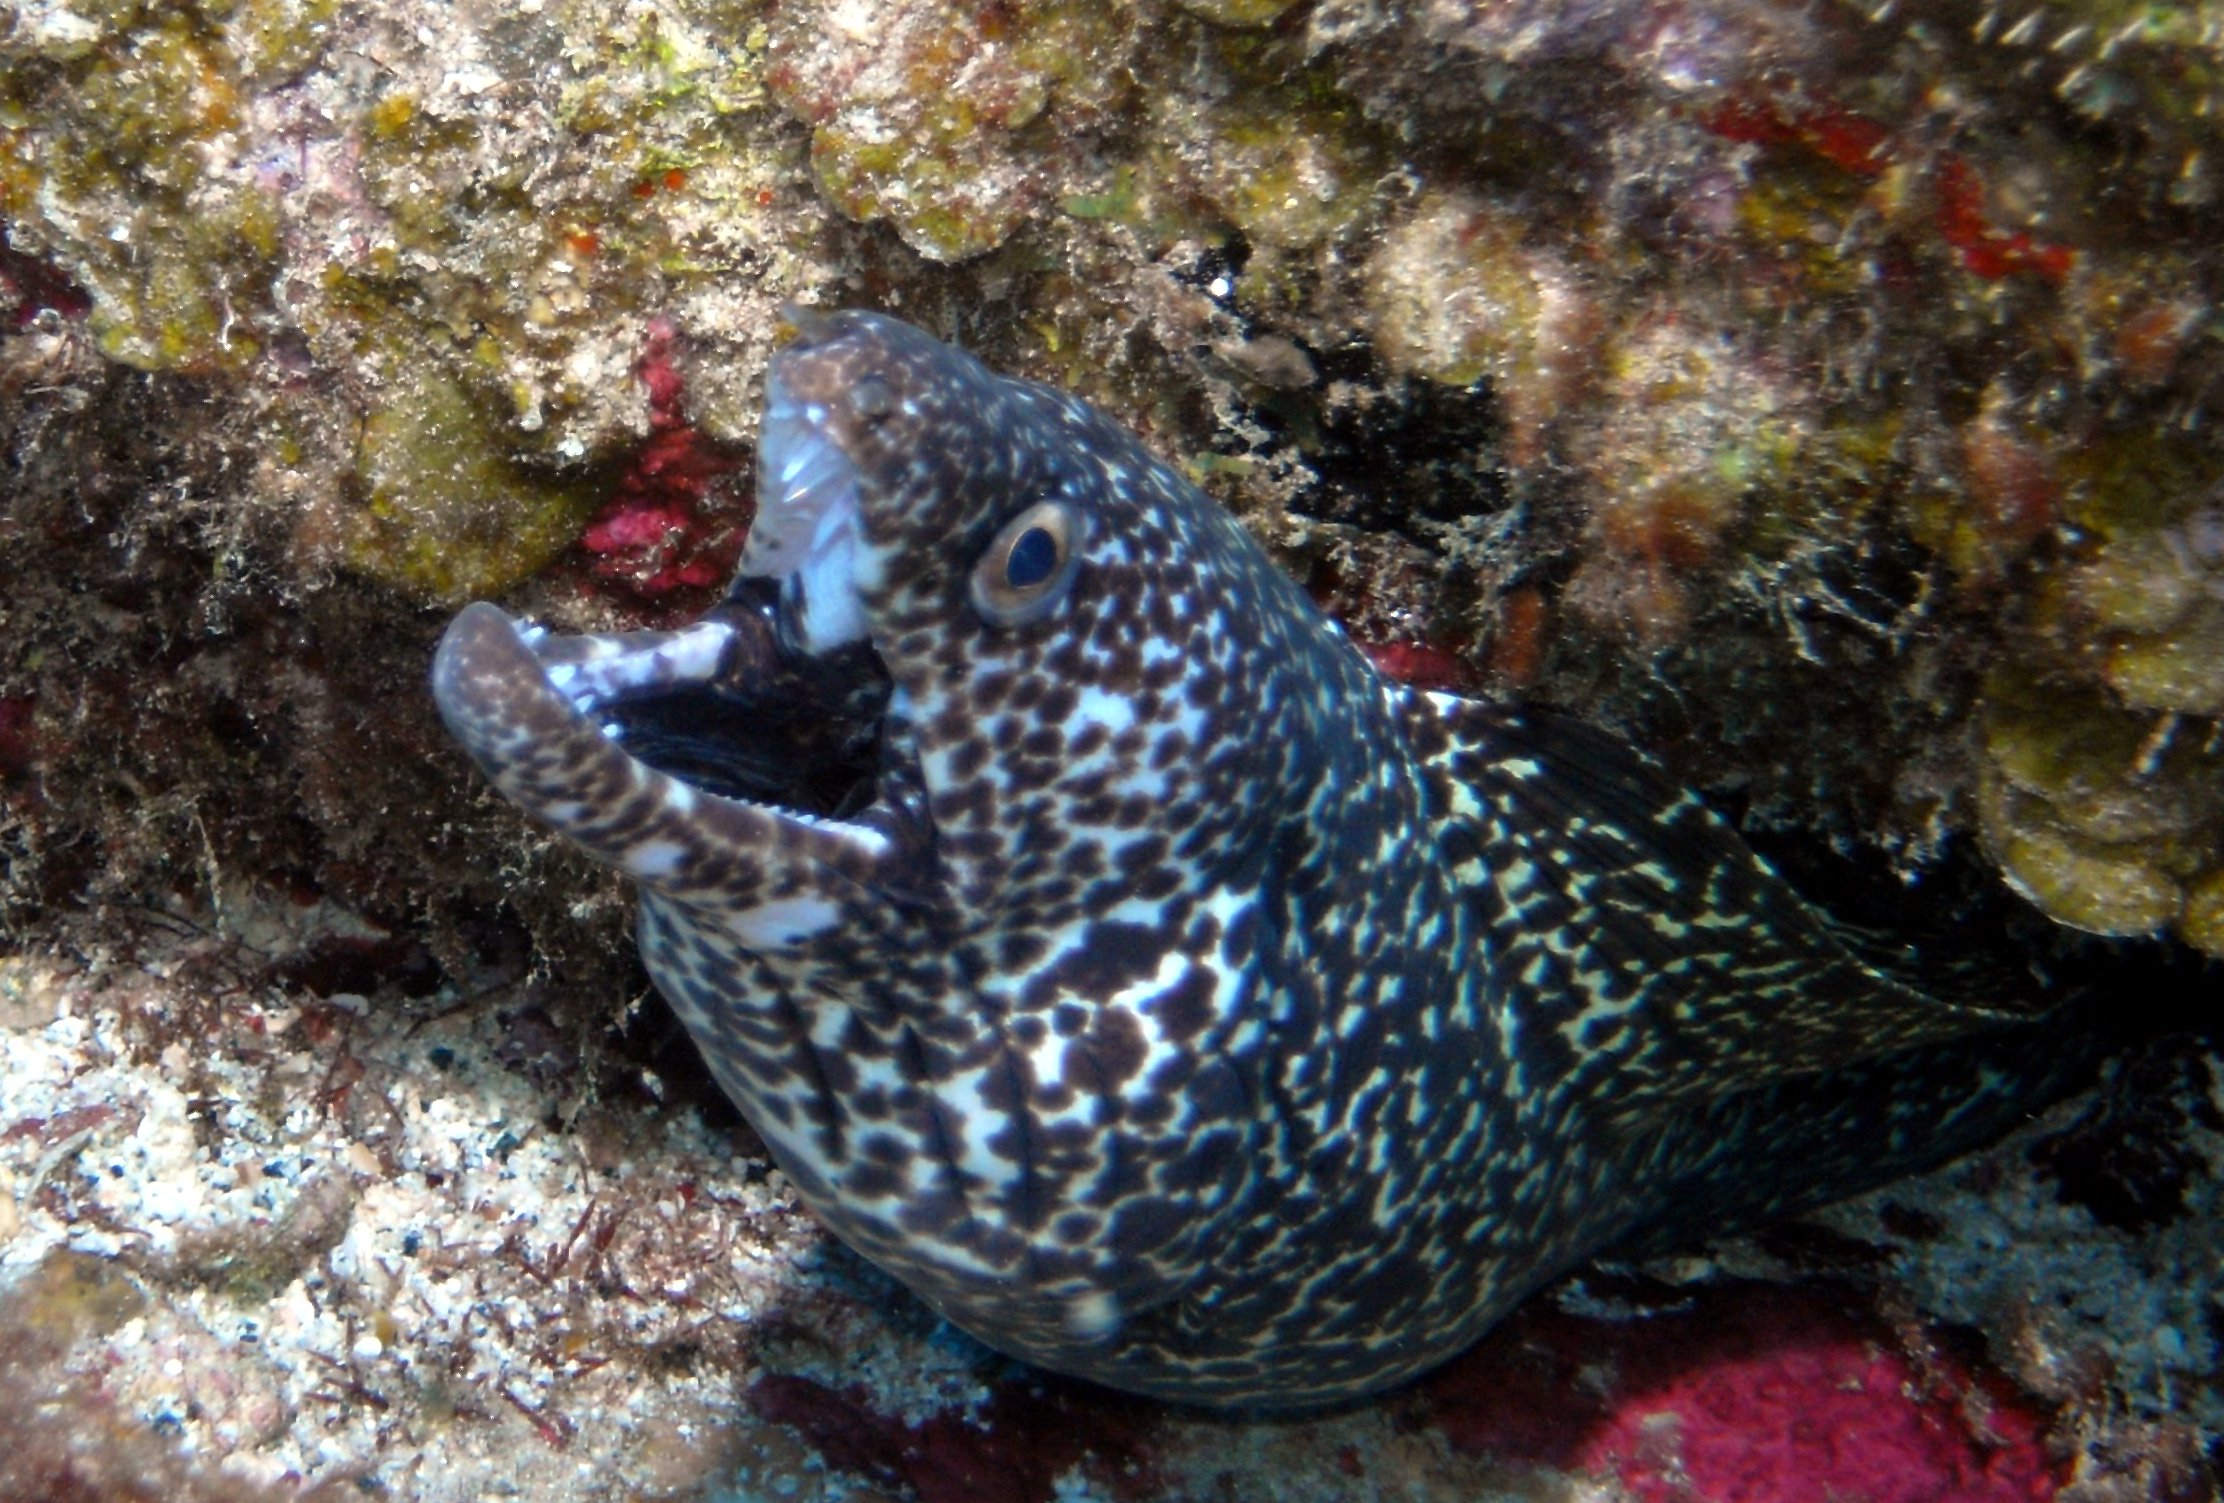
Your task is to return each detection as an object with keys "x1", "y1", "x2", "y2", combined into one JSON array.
[
  {"x1": 0, "y1": 4, "x2": 286, "y2": 371},
  {"x1": 1171, "y1": 0, "x2": 1304, "y2": 27},
  {"x1": 339, "y1": 0, "x2": 792, "y2": 460},
  {"x1": 345, "y1": 352, "x2": 600, "y2": 604},
  {"x1": 1157, "y1": 38, "x2": 1390, "y2": 262},
  {"x1": 1977, "y1": 669, "x2": 2224, "y2": 943},
  {"x1": 2105, "y1": 602, "x2": 2224, "y2": 719}
]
